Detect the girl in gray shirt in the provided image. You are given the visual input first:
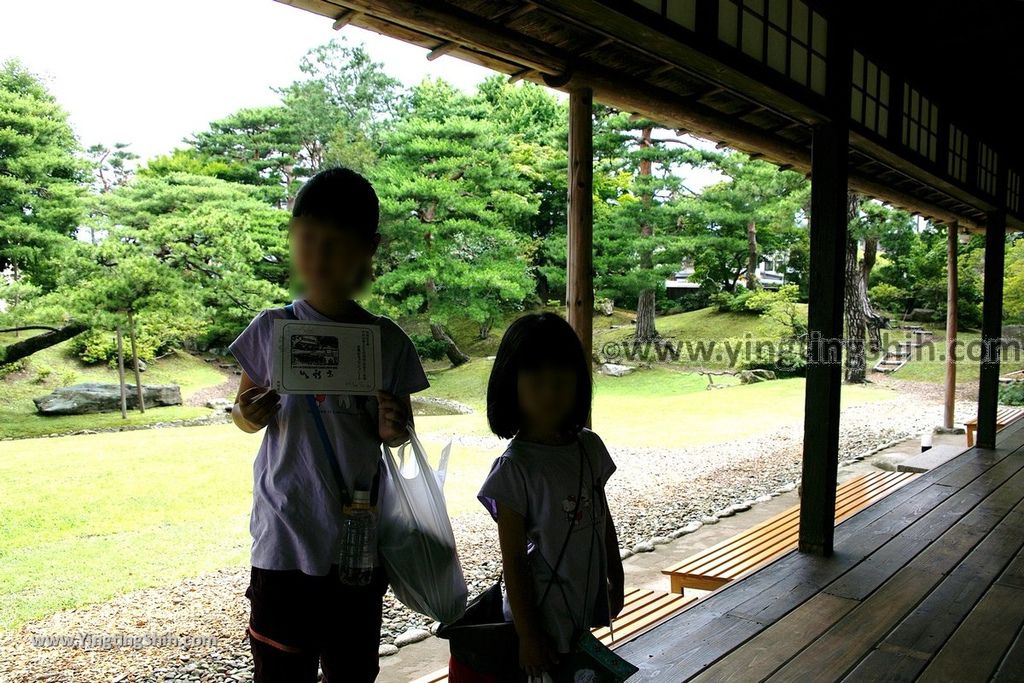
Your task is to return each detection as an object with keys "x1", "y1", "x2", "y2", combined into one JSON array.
[{"x1": 453, "y1": 313, "x2": 625, "y2": 681}]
